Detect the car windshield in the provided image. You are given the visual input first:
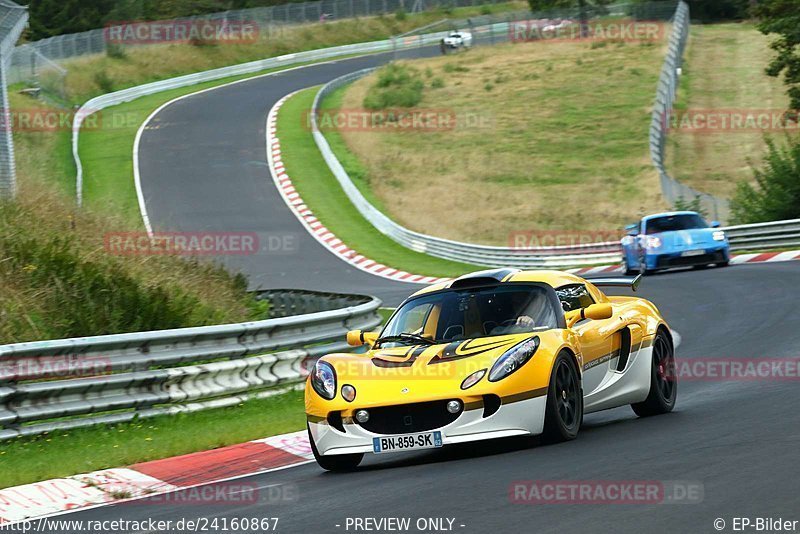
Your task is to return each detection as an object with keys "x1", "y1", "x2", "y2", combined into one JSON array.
[
  {"x1": 379, "y1": 284, "x2": 559, "y2": 347},
  {"x1": 645, "y1": 214, "x2": 708, "y2": 234}
]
